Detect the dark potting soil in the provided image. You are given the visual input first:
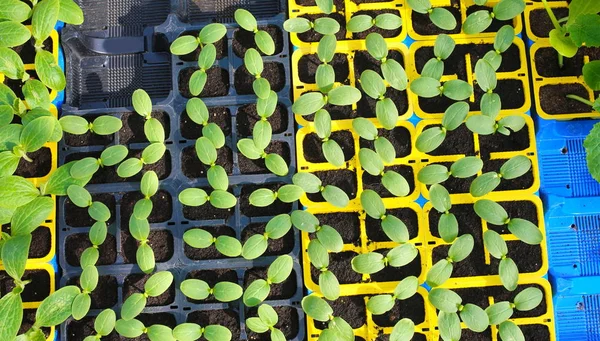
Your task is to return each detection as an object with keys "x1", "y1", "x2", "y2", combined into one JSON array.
[
  {"x1": 478, "y1": 125, "x2": 531, "y2": 160},
  {"x1": 306, "y1": 169, "x2": 358, "y2": 202},
  {"x1": 64, "y1": 149, "x2": 172, "y2": 184},
  {"x1": 489, "y1": 241, "x2": 543, "y2": 274},
  {"x1": 119, "y1": 111, "x2": 170, "y2": 145},
  {"x1": 241, "y1": 222, "x2": 295, "y2": 256},
  {"x1": 369, "y1": 248, "x2": 422, "y2": 282},
  {"x1": 233, "y1": 25, "x2": 284, "y2": 58},
  {"x1": 120, "y1": 190, "x2": 172, "y2": 226},
  {"x1": 432, "y1": 241, "x2": 487, "y2": 278},
  {"x1": 356, "y1": 87, "x2": 409, "y2": 121},
  {"x1": 243, "y1": 267, "x2": 297, "y2": 300},
  {"x1": 366, "y1": 207, "x2": 419, "y2": 242},
  {"x1": 184, "y1": 225, "x2": 236, "y2": 260},
  {"x1": 376, "y1": 333, "x2": 427, "y2": 341},
  {"x1": 539, "y1": 83, "x2": 596, "y2": 115},
  {"x1": 65, "y1": 233, "x2": 117, "y2": 266},
  {"x1": 234, "y1": 62, "x2": 286, "y2": 95},
  {"x1": 454, "y1": 284, "x2": 548, "y2": 319},
  {"x1": 185, "y1": 269, "x2": 238, "y2": 304},
  {"x1": 64, "y1": 193, "x2": 116, "y2": 227},
  {"x1": 63, "y1": 114, "x2": 114, "y2": 147},
  {"x1": 411, "y1": 0, "x2": 461, "y2": 35},
  {"x1": 11, "y1": 37, "x2": 52, "y2": 64},
  {"x1": 314, "y1": 212, "x2": 361, "y2": 244},
  {"x1": 426, "y1": 124, "x2": 475, "y2": 156},
  {"x1": 487, "y1": 200, "x2": 539, "y2": 234},
  {"x1": 298, "y1": 53, "x2": 350, "y2": 84},
  {"x1": 314, "y1": 296, "x2": 366, "y2": 330},
  {"x1": 67, "y1": 275, "x2": 118, "y2": 309},
  {"x1": 483, "y1": 158, "x2": 534, "y2": 191},
  {"x1": 362, "y1": 165, "x2": 415, "y2": 198},
  {"x1": 246, "y1": 306, "x2": 299, "y2": 341},
  {"x1": 371, "y1": 293, "x2": 425, "y2": 327},
  {"x1": 181, "y1": 145, "x2": 234, "y2": 179},
  {"x1": 529, "y1": 8, "x2": 569, "y2": 39},
  {"x1": 240, "y1": 183, "x2": 293, "y2": 217},
  {"x1": 179, "y1": 66, "x2": 230, "y2": 98},
  {"x1": 297, "y1": 13, "x2": 347, "y2": 43},
  {"x1": 121, "y1": 229, "x2": 174, "y2": 264},
  {"x1": 67, "y1": 316, "x2": 120, "y2": 341},
  {"x1": 182, "y1": 187, "x2": 235, "y2": 220},
  {"x1": 2, "y1": 225, "x2": 51, "y2": 258},
  {"x1": 177, "y1": 33, "x2": 227, "y2": 62},
  {"x1": 351, "y1": 9, "x2": 402, "y2": 39},
  {"x1": 180, "y1": 106, "x2": 232, "y2": 140},
  {"x1": 354, "y1": 50, "x2": 404, "y2": 79},
  {"x1": 187, "y1": 309, "x2": 240, "y2": 340},
  {"x1": 0, "y1": 269, "x2": 50, "y2": 302},
  {"x1": 429, "y1": 204, "x2": 482, "y2": 239},
  {"x1": 123, "y1": 273, "x2": 176, "y2": 306},
  {"x1": 359, "y1": 126, "x2": 412, "y2": 158},
  {"x1": 237, "y1": 103, "x2": 289, "y2": 136},
  {"x1": 15, "y1": 147, "x2": 51, "y2": 178},
  {"x1": 432, "y1": 161, "x2": 475, "y2": 194},
  {"x1": 303, "y1": 130, "x2": 355, "y2": 164},
  {"x1": 515, "y1": 324, "x2": 551, "y2": 341},
  {"x1": 238, "y1": 140, "x2": 291, "y2": 174},
  {"x1": 535, "y1": 47, "x2": 588, "y2": 78},
  {"x1": 310, "y1": 251, "x2": 361, "y2": 284}
]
